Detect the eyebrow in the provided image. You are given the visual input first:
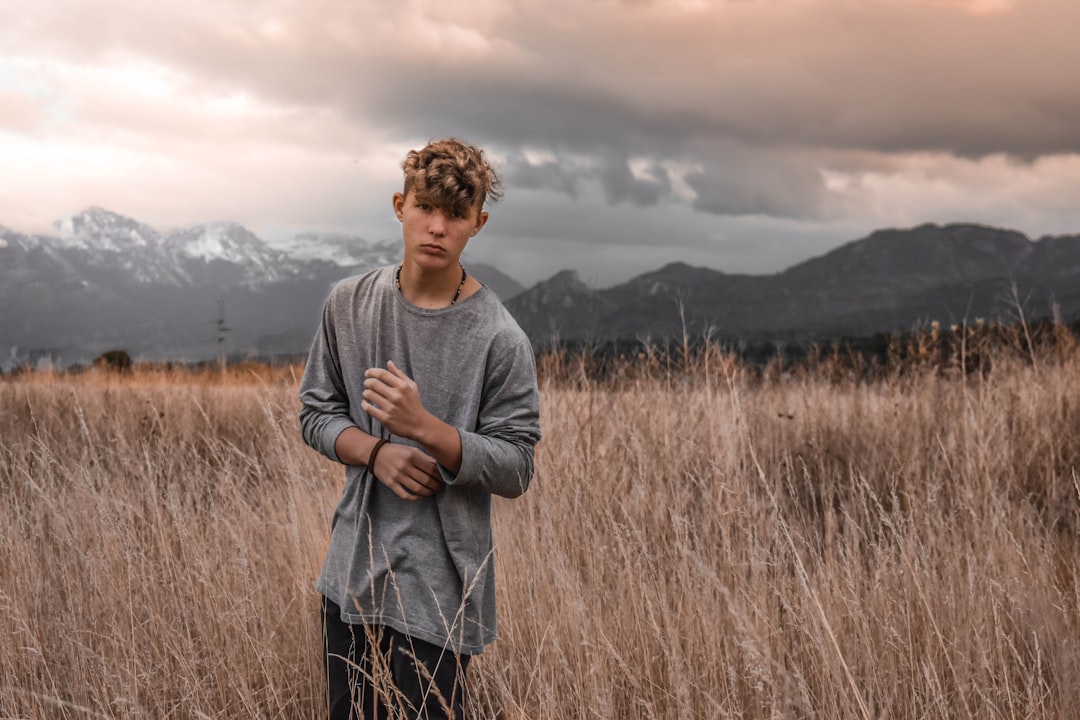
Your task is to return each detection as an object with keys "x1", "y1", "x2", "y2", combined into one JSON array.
[{"x1": 413, "y1": 192, "x2": 476, "y2": 217}]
